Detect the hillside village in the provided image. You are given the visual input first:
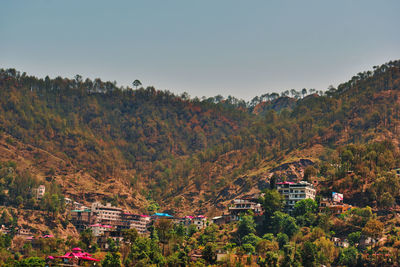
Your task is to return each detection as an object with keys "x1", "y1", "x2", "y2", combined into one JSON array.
[
  {"x1": 0, "y1": 61, "x2": 399, "y2": 265},
  {"x1": 0, "y1": 174, "x2": 366, "y2": 265}
]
